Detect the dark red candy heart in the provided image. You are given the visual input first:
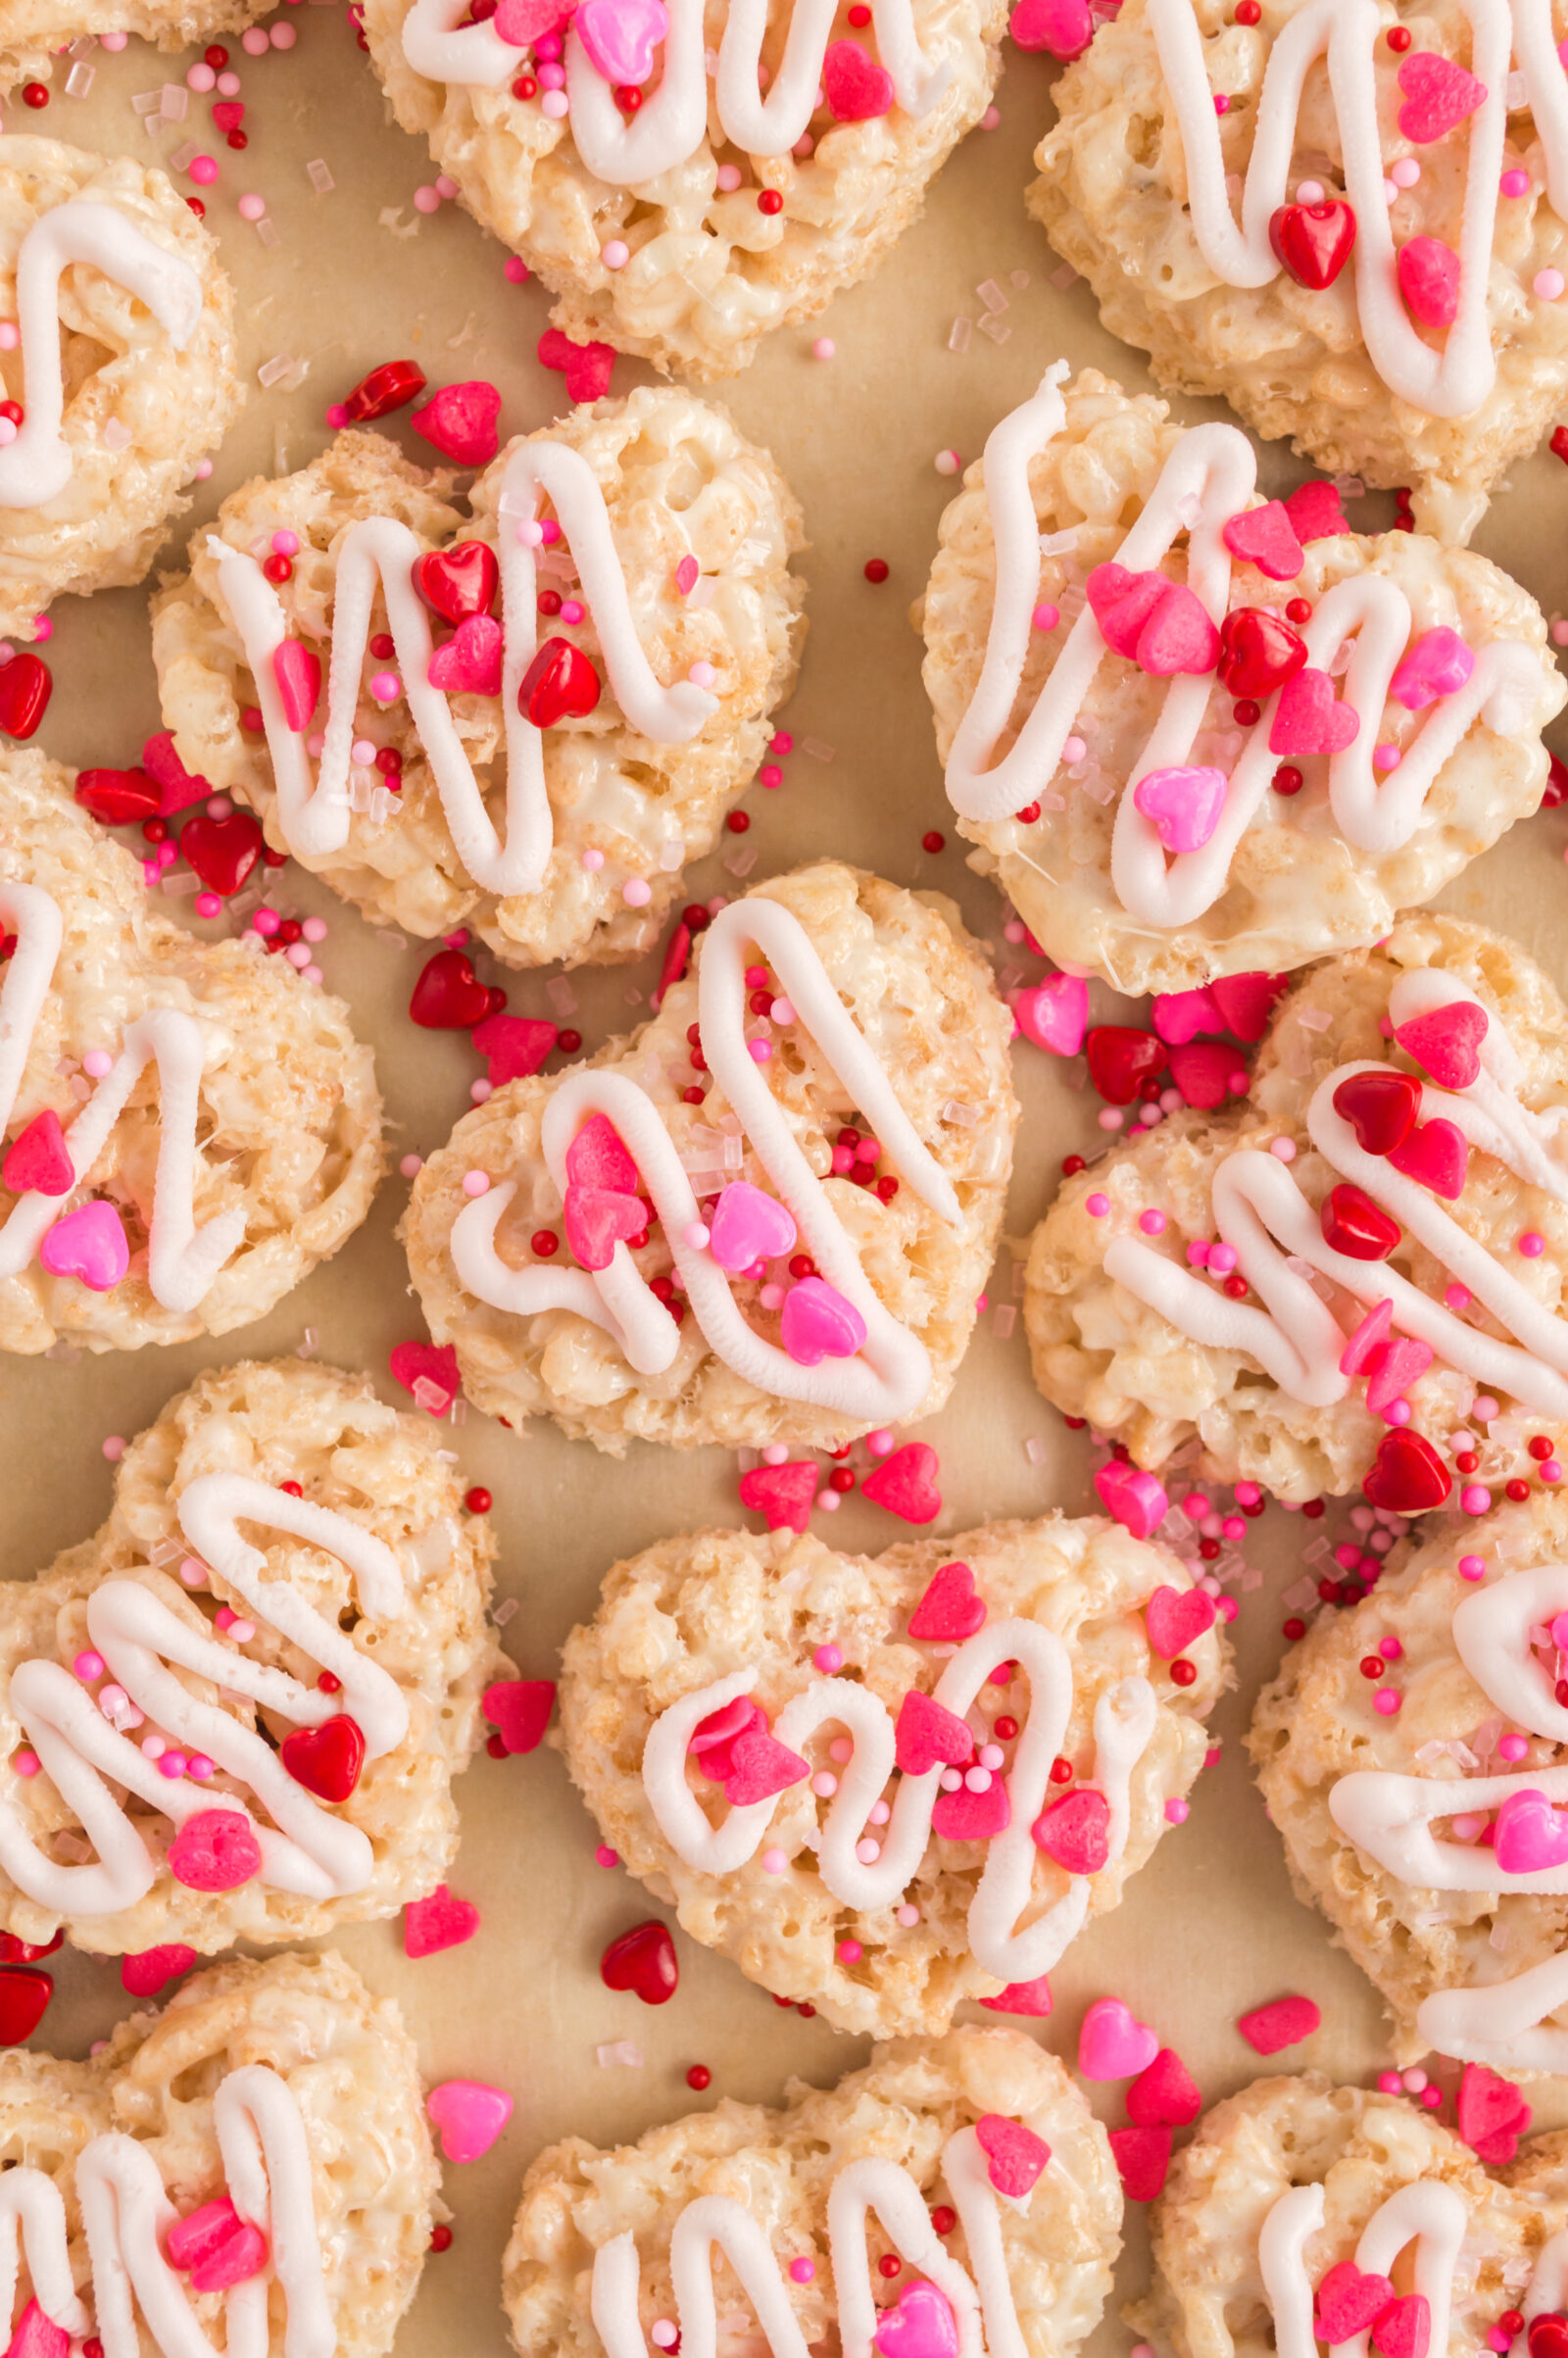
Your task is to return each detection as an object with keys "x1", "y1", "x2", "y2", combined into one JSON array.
[
  {"x1": 1217, "y1": 608, "x2": 1308, "y2": 700},
  {"x1": 1086, "y1": 1026, "x2": 1168, "y2": 1105},
  {"x1": 600, "y1": 1919, "x2": 678, "y2": 2005},
  {"x1": 0, "y1": 1931, "x2": 62, "y2": 1965},
  {"x1": 413, "y1": 540, "x2": 500, "y2": 624},
  {"x1": 0, "y1": 1964, "x2": 52, "y2": 2045},
  {"x1": 74, "y1": 767, "x2": 161, "y2": 826},
  {"x1": 1529, "y1": 2320, "x2": 1568, "y2": 2358},
  {"x1": 179, "y1": 811, "x2": 264, "y2": 897},
  {"x1": 280, "y1": 1714, "x2": 366, "y2": 1803},
  {"x1": 1544, "y1": 752, "x2": 1568, "y2": 811},
  {"x1": 341, "y1": 359, "x2": 427, "y2": 423},
  {"x1": 519, "y1": 636, "x2": 602, "y2": 727},
  {"x1": 1269, "y1": 199, "x2": 1357, "y2": 289},
  {"x1": 1362, "y1": 1428, "x2": 1452, "y2": 1513},
  {"x1": 0, "y1": 654, "x2": 52, "y2": 741},
  {"x1": 409, "y1": 947, "x2": 498, "y2": 1028},
  {"x1": 1332, "y1": 1069, "x2": 1421, "y2": 1156},
  {"x1": 1320, "y1": 1182, "x2": 1401, "y2": 1260}
]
